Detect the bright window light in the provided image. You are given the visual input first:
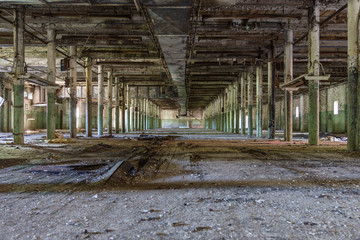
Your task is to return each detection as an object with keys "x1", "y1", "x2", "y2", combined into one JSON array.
[
  {"x1": 245, "y1": 115, "x2": 248, "y2": 128},
  {"x1": 0, "y1": 96, "x2": 4, "y2": 107},
  {"x1": 334, "y1": 101, "x2": 339, "y2": 115},
  {"x1": 296, "y1": 106, "x2": 299, "y2": 118},
  {"x1": 28, "y1": 92, "x2": 33, "y2": 100}
]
